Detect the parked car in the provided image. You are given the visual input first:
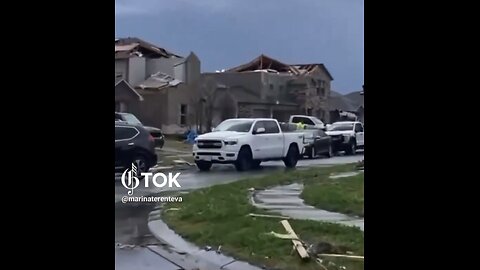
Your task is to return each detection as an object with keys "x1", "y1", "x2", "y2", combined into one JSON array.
[
  {"x1": 325, "y1": 121, "x2": 364, "y2": 155},
  {"x1": 192, "y1": 118, "x2": 306, "y2": 171},
  {"x1": 115, "y1": 122, "x2": 157, "y2": 173},
  {"x1": 289, "y1": 115, "x2": 325, "y2": 130},
  {"x1": 114, "y1": 112, "x2": 164, "y2": 148},
  {"x1": 302, "y1": 129, "x2": 333, "y2": 159}
]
